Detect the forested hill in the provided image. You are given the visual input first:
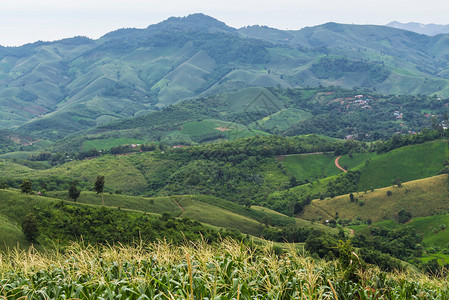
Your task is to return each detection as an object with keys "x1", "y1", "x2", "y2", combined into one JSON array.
[{"x1": 1, "y1": 13, "x2": 449, "y2": 139}]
